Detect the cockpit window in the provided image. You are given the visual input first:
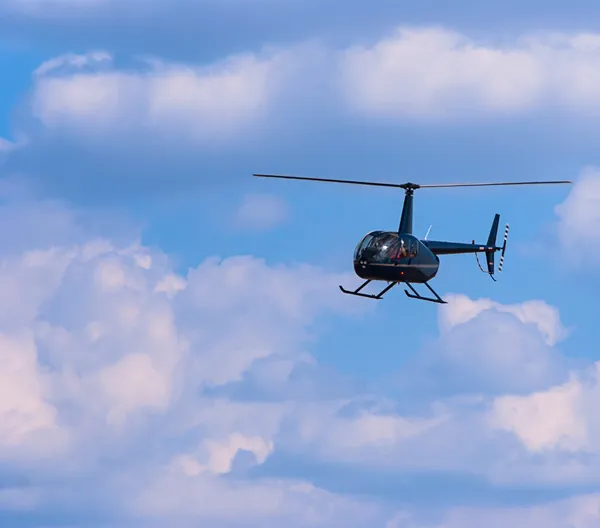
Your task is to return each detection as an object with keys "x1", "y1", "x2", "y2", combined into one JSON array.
[
  {"x1": 355, "y1": 232, "x2": 419, "y2": 262},
  {"x1": 399, "y1": 238, "x2": 418, "y2": 258},
  {"x1": 354, "y1": 232, "x2": 378, "y2": 260}
]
